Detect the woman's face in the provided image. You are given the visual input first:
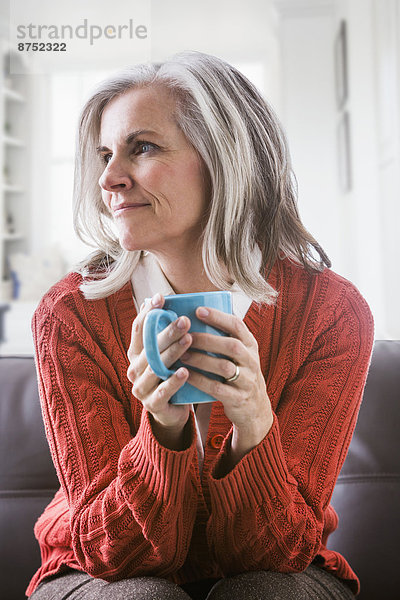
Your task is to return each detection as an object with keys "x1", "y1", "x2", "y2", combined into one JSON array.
[{"x1": 98, "y1": 85, "x2": 210, "y2": 255}]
